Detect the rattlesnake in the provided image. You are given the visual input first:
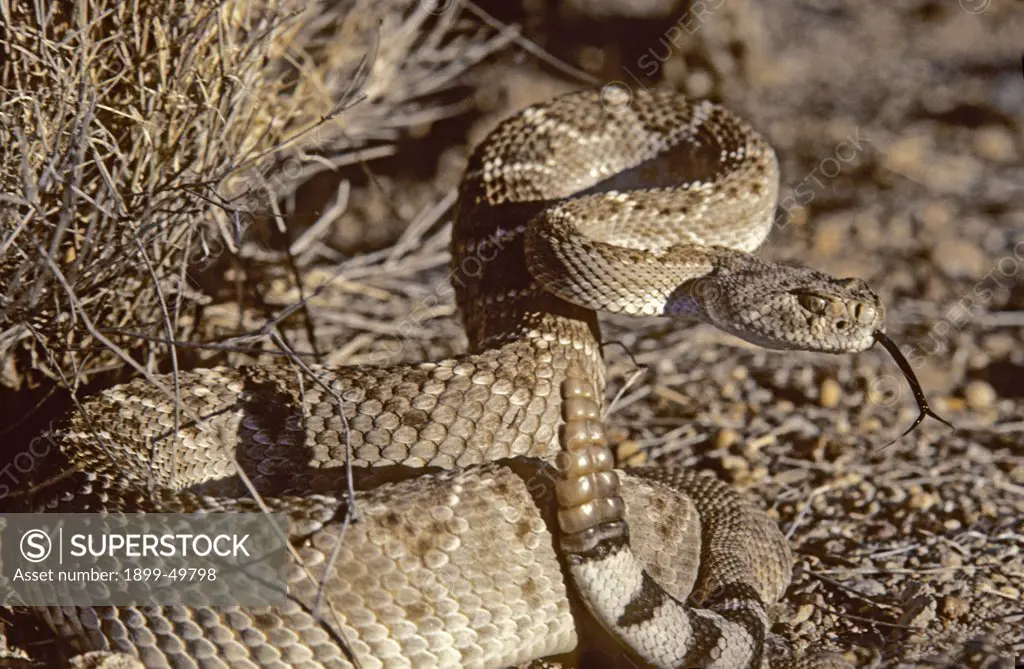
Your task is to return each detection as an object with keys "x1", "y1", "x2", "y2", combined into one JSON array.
[{"x1": 15, "y1": 89, "x2": 895, "y2": 668}]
